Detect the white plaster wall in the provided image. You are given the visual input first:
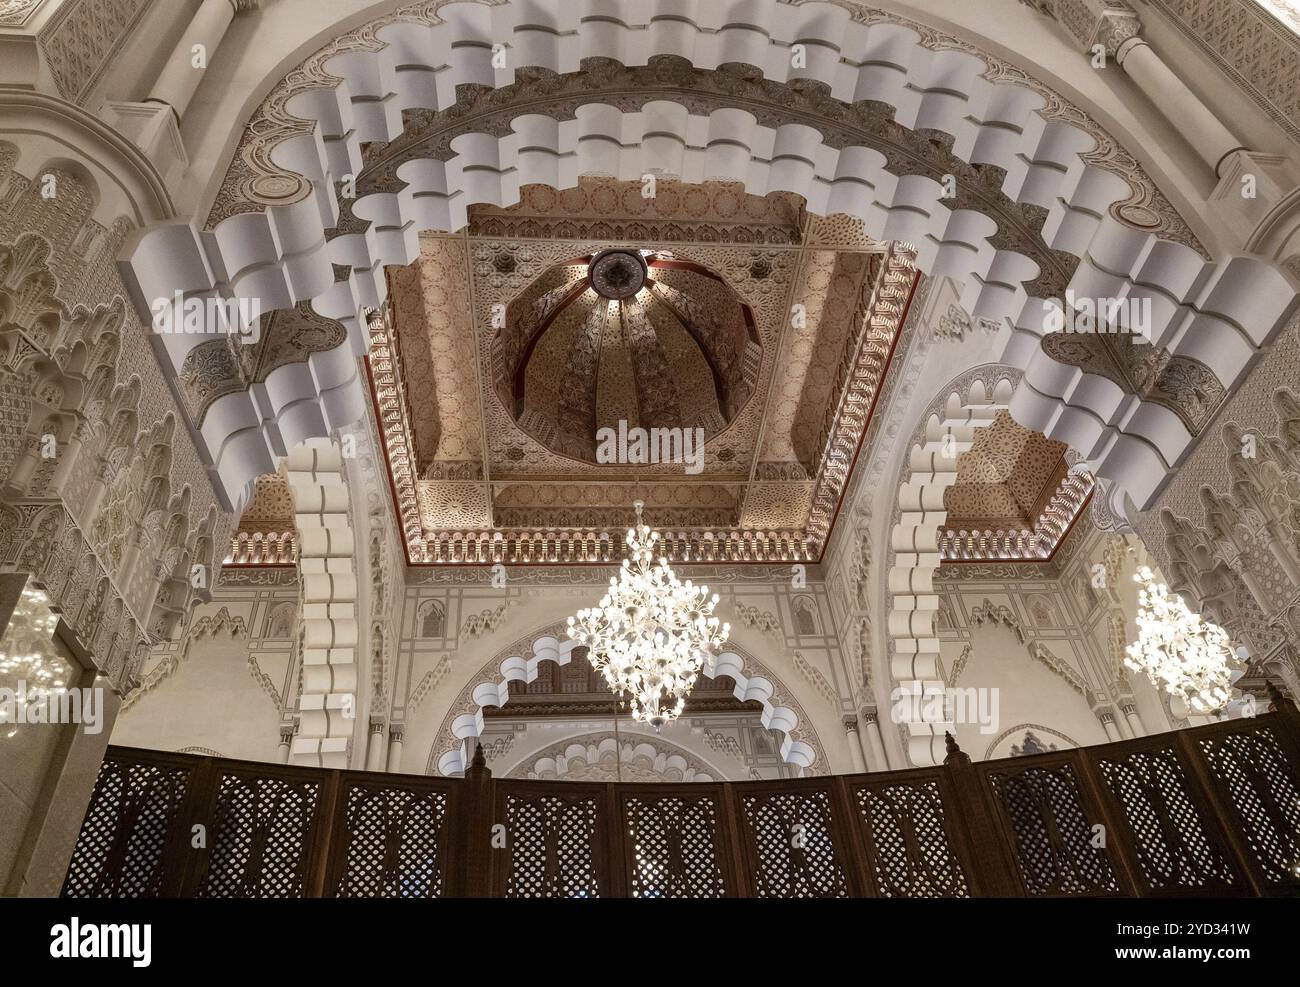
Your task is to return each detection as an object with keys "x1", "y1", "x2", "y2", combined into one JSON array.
[
  {"x1": 936, "y1": 603, "x2": 1108, "y2": 757},
  {"x1": 110, "y1": 590, "x2": 297, "y2": 762}
]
